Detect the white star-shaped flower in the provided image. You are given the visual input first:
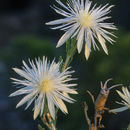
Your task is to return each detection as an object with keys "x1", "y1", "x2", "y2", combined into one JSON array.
[
  {"x1": 110, "y1": 87, "x2": 130, "y2": 113},
  {"x1": 46, "y1": 0, "x2": 117, "y2": 60},
  {"x1": 10, "y1": 57, "x2": 77, "y2": 120}
]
